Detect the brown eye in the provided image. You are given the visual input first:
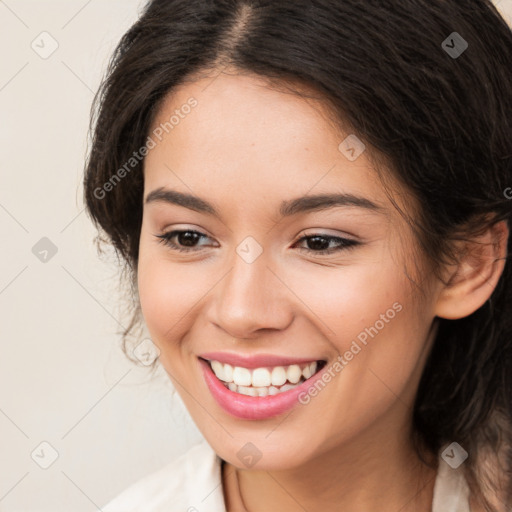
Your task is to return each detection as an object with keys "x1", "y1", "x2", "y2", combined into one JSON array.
[
  {"x1": 294, "y1": 234, "x2": 360, "y2": 255},
  {"x1": 155, "y1": 230, "x2": 215, "y2": 252}
]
